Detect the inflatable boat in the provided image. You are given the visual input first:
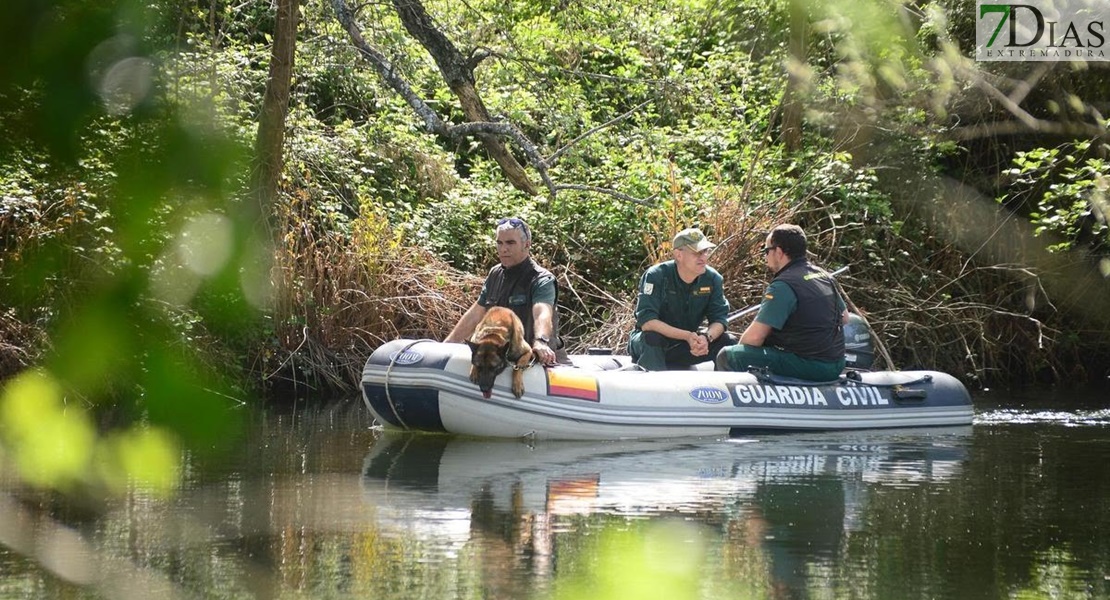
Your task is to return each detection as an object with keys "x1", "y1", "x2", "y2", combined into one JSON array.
[{"x1": 360, "y1": 338, "x2": 974, "y2": 440}]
